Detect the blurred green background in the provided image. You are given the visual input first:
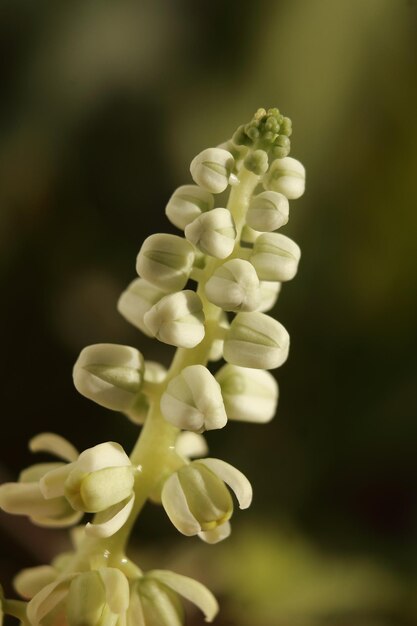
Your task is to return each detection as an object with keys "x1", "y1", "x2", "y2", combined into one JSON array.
[{"x1": 1, "y1": 1, "x2": 417, "y2": 624}]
